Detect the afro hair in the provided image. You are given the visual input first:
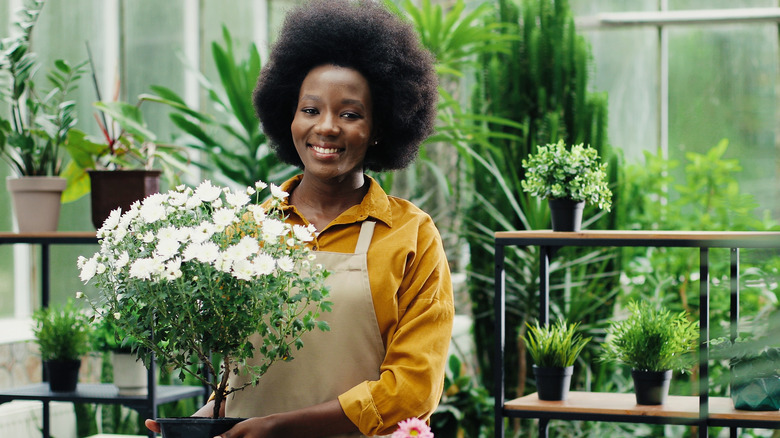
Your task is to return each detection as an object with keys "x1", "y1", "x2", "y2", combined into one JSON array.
[{"x1": 253, "y1": 0, "x2": 438, "y2": 172}]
